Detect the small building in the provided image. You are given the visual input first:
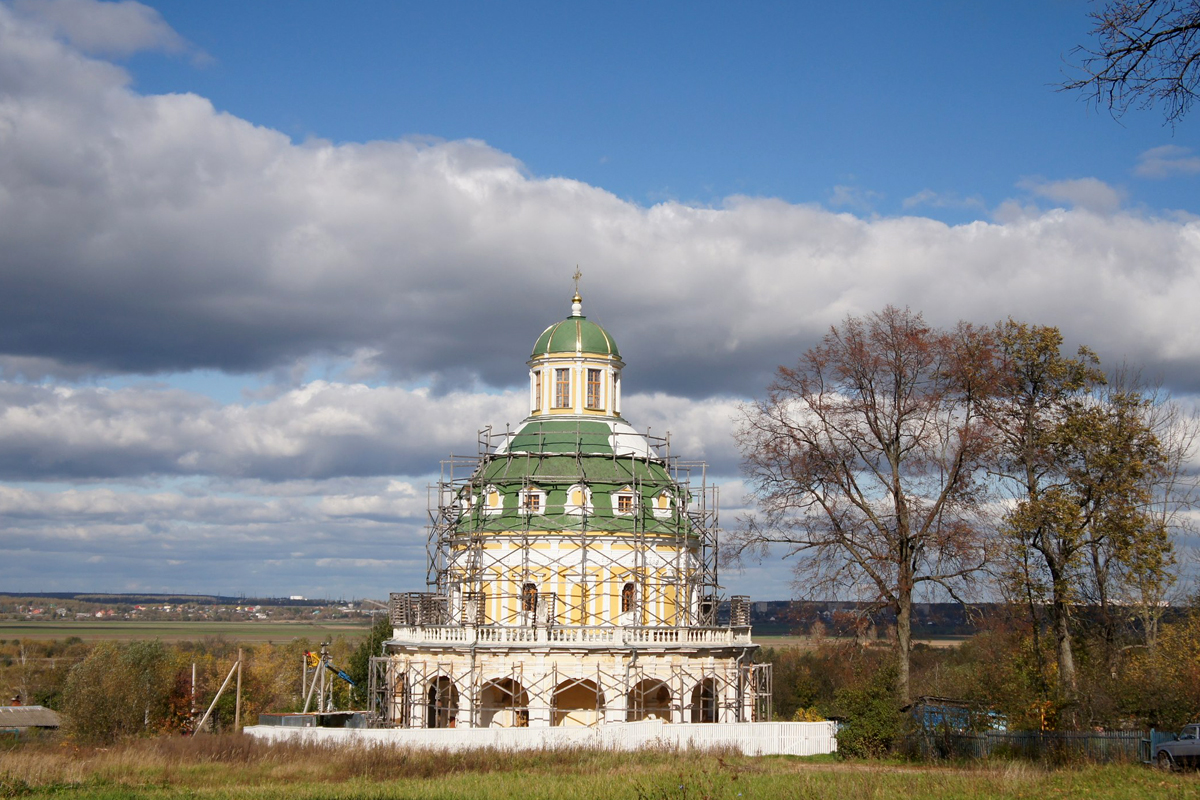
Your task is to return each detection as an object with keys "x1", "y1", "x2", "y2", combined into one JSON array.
[{"x1": 0, "y1": 705, "x2": 61, "y2": 735}]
